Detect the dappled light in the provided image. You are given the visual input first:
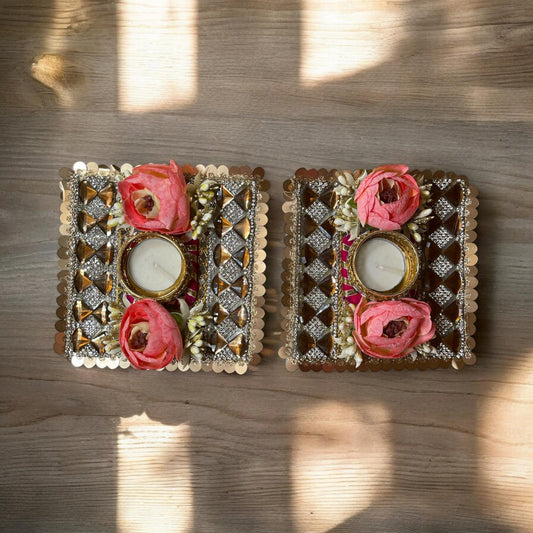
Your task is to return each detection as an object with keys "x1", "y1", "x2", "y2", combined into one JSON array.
[
  {"x1": 477, "y1": 357, "x2": 533, "y2": 531},
  {"x1": 118, "y1": 0, "x2": 197, "y2": 112},
  {"x1": 300, "y1": 0, "x2": 402, "y2": 87},
  {"x1": 291, "y1": 402, "x2": 392, "y2": 533},
  {"x1": 118, "y1": 414, "x2": 193, "y2": 533}
]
